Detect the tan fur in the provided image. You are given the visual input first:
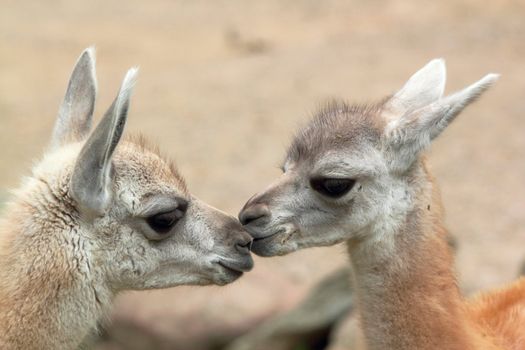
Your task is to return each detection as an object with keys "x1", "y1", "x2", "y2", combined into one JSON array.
[
  {"x1": 0, "y1": 49, "x2": 253, "y2": 349},
  {"x1": 467, "y1": 277, "x2": 525, "y2": 349},
  {"x1": 0, "y1": 145, "x2": 110, "y2": 348},
  {"x1": 239, "y1": 61, "x2": 521, "y2": 349},
  {"x1": 349, "y1": 160, "x2": 525, "y2": 350},
  {"x1": 0, "y1": 139, "x2": 178, "y2": 348}
]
